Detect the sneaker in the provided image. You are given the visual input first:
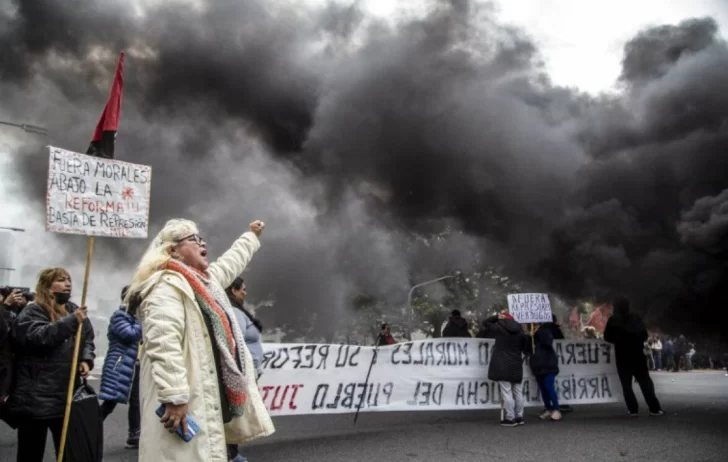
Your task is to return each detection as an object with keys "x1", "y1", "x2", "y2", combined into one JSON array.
[
  {"x1": 125, "y1": 430, "x2": 140, "y2": 449},
  {"x1": 515, "y1": 417, "x2": 525, "y2": 425},
  {"x1": 539, "y1": 410, "x2": 552, "y2": 420},
  {"x1": 649, "y1": 410, "x2": 665, "y2": 416},
  {"x1": 628, "y1": 412, "x2": 639, "y2": 417},
  {"x1": 230, "y1": 456, "x2": 248, "y2": 462},
  {"x1": 500, "y1": 419, "x2": 518, "y2": 427},
  {"x1": 550, "y1": 410, "x2": 563, "y2": 421}
]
